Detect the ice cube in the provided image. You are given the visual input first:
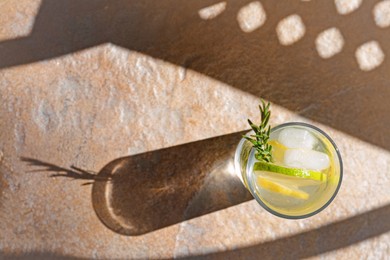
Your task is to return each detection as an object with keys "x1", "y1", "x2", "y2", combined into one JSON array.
[
  {"x1": 284, "y1": 149, "x2": 330, "y2": 171},
  {"x1": 278, "y1": 128, "x2": 317, "y2": 149}
]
